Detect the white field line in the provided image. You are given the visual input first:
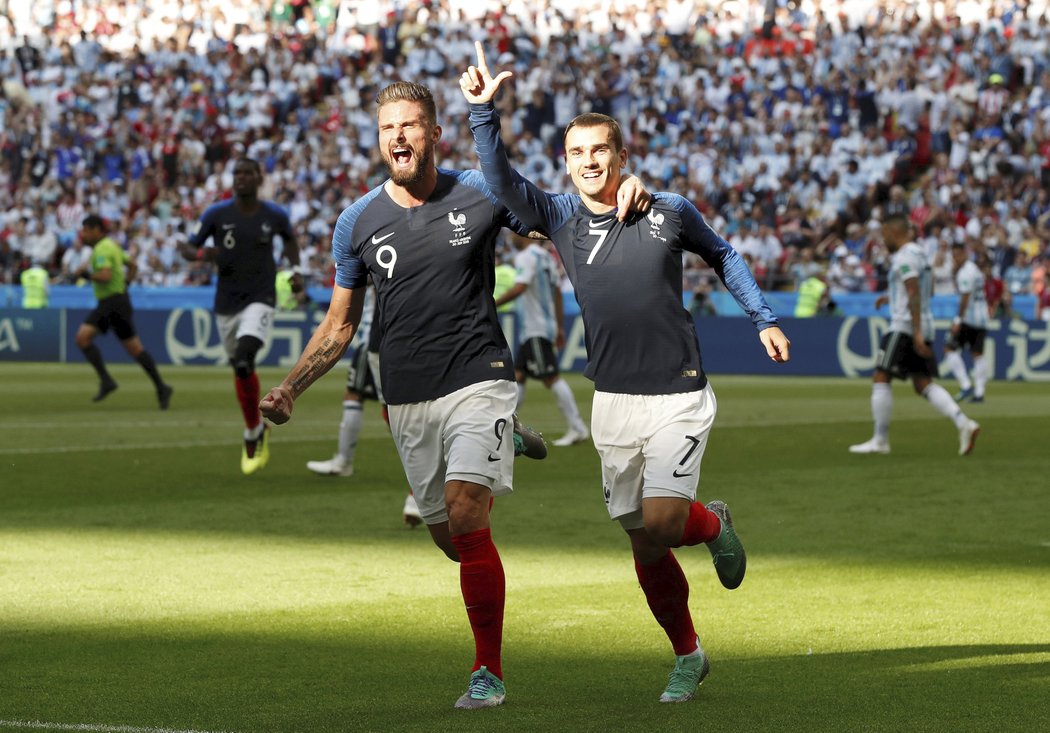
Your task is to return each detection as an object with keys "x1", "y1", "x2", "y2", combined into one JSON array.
[
  {"x1": 0, "y1": 433, "x2": 332, "y2": 456},
  {"x1": 0, "y1": 721, "x2": 238, "y2": 733}
]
